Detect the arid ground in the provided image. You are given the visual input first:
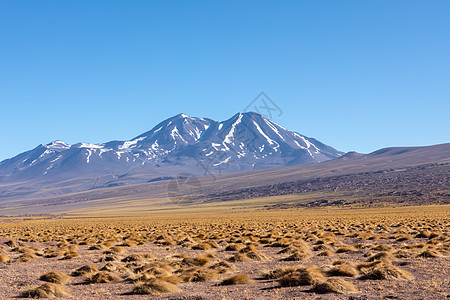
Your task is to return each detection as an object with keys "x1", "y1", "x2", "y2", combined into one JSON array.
[{"x1": 0, "y1": 205, "x2": 449, "y2": 299}]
